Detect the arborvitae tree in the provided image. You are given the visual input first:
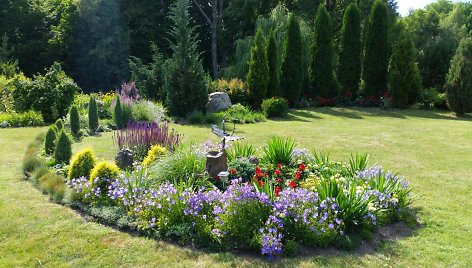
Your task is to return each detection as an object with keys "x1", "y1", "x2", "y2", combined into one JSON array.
[
  {"x1": 88, "y1": 96, "x2": 99, "y2": 134},
  {"x1": 338, "y1": 3, "x2": 362, "y2": 97},
  {"x1": 129, "y1": 44, "x2": 165, "y2": 101},
  {"x1": 54, "y1": 130, "x2": 72, "y2": 164},
  {"x1": 114, "y1": 96, "x2": 123, "y2": 128},
  {"x1": 362, "y1": 0, "x2": 389, "y2": 97},
  {"x1": 45, "y1": 126, "x2": 58, "y2": 155},
  {"x1": 70, "y1": 105, "x2": 80, "y2": 137},
  {"x1": 164, "y1": 0, "x2": 208, "y2": 117},
  {"x1": 55, "y1": 119, "x2": 64, "y2": 131},
  {"x1": 247, "y1": 28, "x2": 269, "y2": 108},
  {"x1": 389, "y1": 28, "x2": 422, "y2": 108},
  {"x1": 266, "y1": 30, "x2": 280, "y2": 98},
  {"x1": 311, "y1": 5, "x2": 338, "y2": 98},
  {"x1": 280, "y1": 14, "x2": 303, "y2": 105},
  {"x1": 445, "y1": 38, "x2": 472, "y2": 116}
]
